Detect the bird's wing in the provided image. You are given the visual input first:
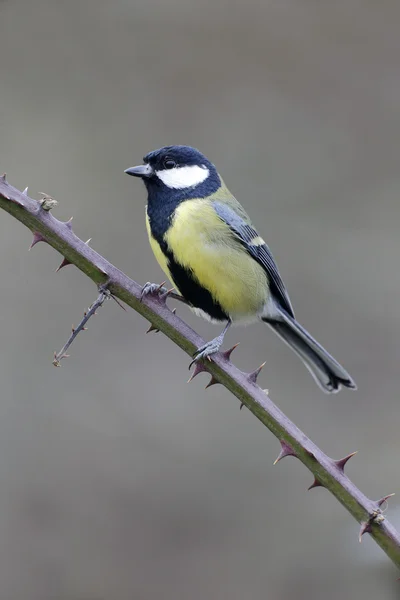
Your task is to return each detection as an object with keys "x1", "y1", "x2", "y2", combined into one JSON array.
[{"x1": 213, "y1": 201, "x2": 295, "y2": 317}]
